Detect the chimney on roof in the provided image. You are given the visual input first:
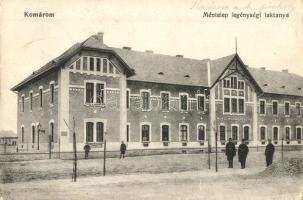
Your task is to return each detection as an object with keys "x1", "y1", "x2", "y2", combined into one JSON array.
[
  {"x1": 123, "y1": 46, "x2": 132, "y2": 50},
  {"x1": 176, "y1": 54, "x2": 184, "y2": 58},
  {"x1": 97, "y1": 32, "x2": 104, "y2": 44},
  {"x1": 260, "y1": 67, "x2": 266, "y2": 70},
  {"x1": 145, "y1": 50, "x2": 153, "y2": 53},
  {"x1": 282, "y1": 69, "x2": 288, "y2": 73}
]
